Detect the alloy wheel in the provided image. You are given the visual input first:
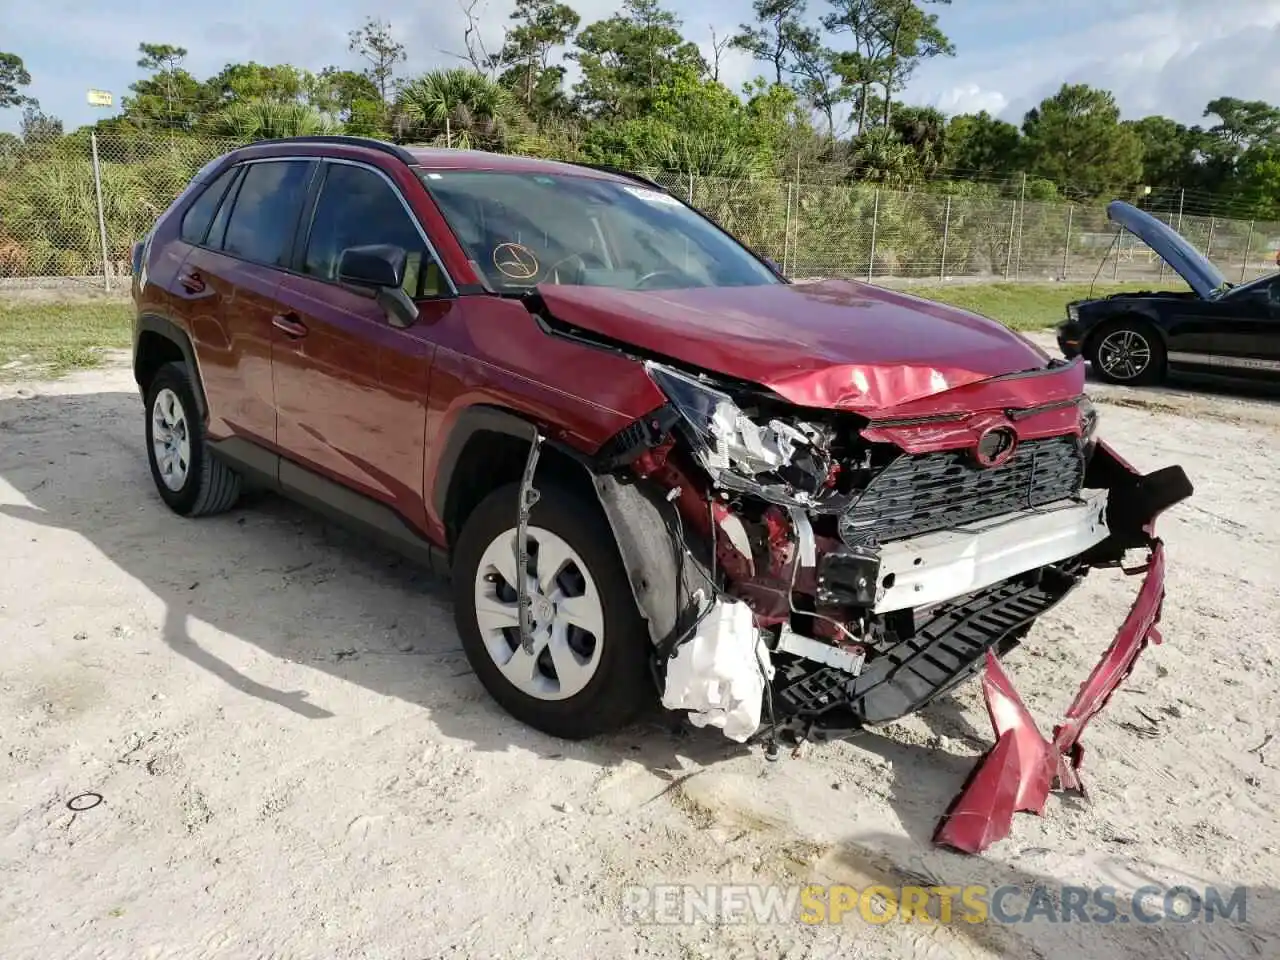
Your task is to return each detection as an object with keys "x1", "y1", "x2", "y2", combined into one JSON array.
[
  {"x1": 1096, "y1": 328, "x2": 1152, "y2": 381},
  {"x1": 473, "y1": 526, "x2": 605, "y2": 701},
  {"x1": 150, "y1": 387, "x2": 191, "y2": 492}
]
